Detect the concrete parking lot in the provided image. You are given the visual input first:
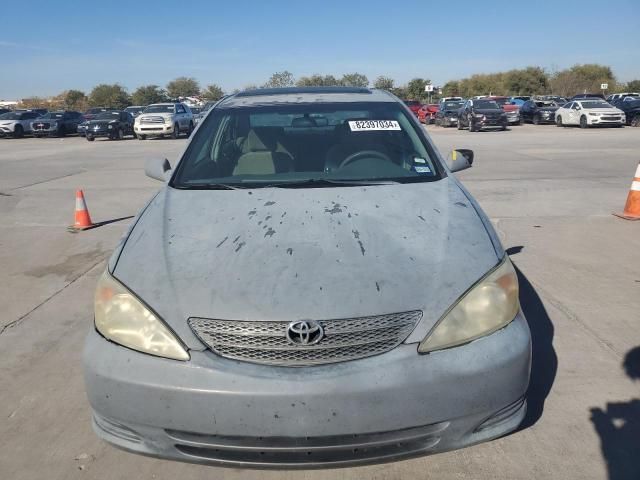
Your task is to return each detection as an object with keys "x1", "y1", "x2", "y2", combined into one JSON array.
[{"x1": 1, "y1": 125, "x2": 638, "y2": 479}]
